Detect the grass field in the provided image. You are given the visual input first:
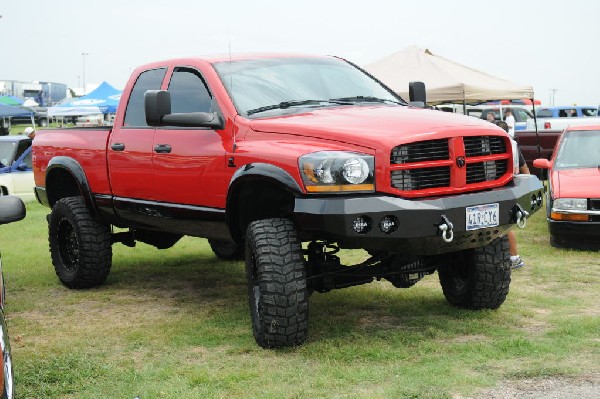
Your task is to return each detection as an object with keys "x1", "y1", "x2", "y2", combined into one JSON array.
[{"x1": 1, "y1": 200, "x2": 598, "y2": 398}]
